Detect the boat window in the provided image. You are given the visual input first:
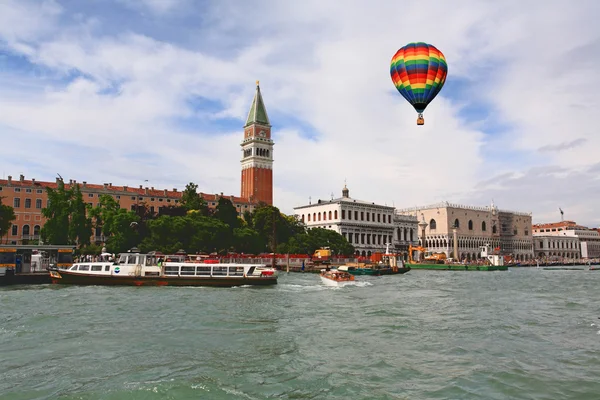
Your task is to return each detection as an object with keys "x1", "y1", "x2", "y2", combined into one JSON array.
[
  {"x1": 91, "y1": 265, "x2": 103, "y2": 271},
  {"x1": 229, "y1": 266, "x2": 244, "y2": 276},
  {"x1": 118, "y1": 255, "x2": 127, "y2": 264},
  {"x1": 127, "y1": 255, "x2": 137, "y2": 265},
  {"x1": 181, "y1": 266, "x2": 195, "y2": 276},
  {"x1": 213, "y1": 266, "x2": 227, "y2": 275},
  {"x1": 164, "y1": 266, "x2": 179, "y2": 275},
  {"x1": 79, "y1": 265, "x2": 90, "y2": 271},
  {"x1": 196, "y1": 266, "x2": 211, "y2": 275},
  {"x1": 70, "y1": 266, "x2": 78, "y2": 270},
  {"x1": 247, "y1": 266, "x2": 255, "y2": 275},
  {"x1": 104, "y1": 265, "x2": 110, "y2": 271}
]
